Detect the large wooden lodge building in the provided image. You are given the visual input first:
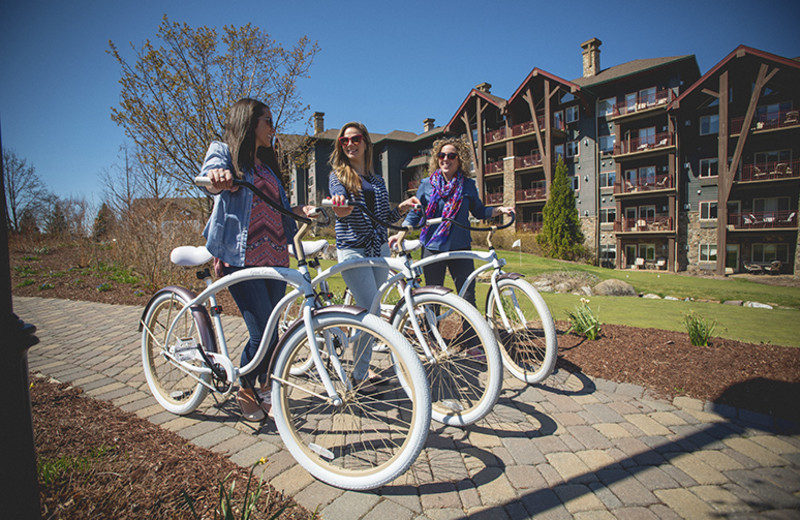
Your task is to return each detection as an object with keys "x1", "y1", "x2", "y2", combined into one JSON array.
[{"x1": 284, "y1": 39, "x2": 800, "y2": 276}]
